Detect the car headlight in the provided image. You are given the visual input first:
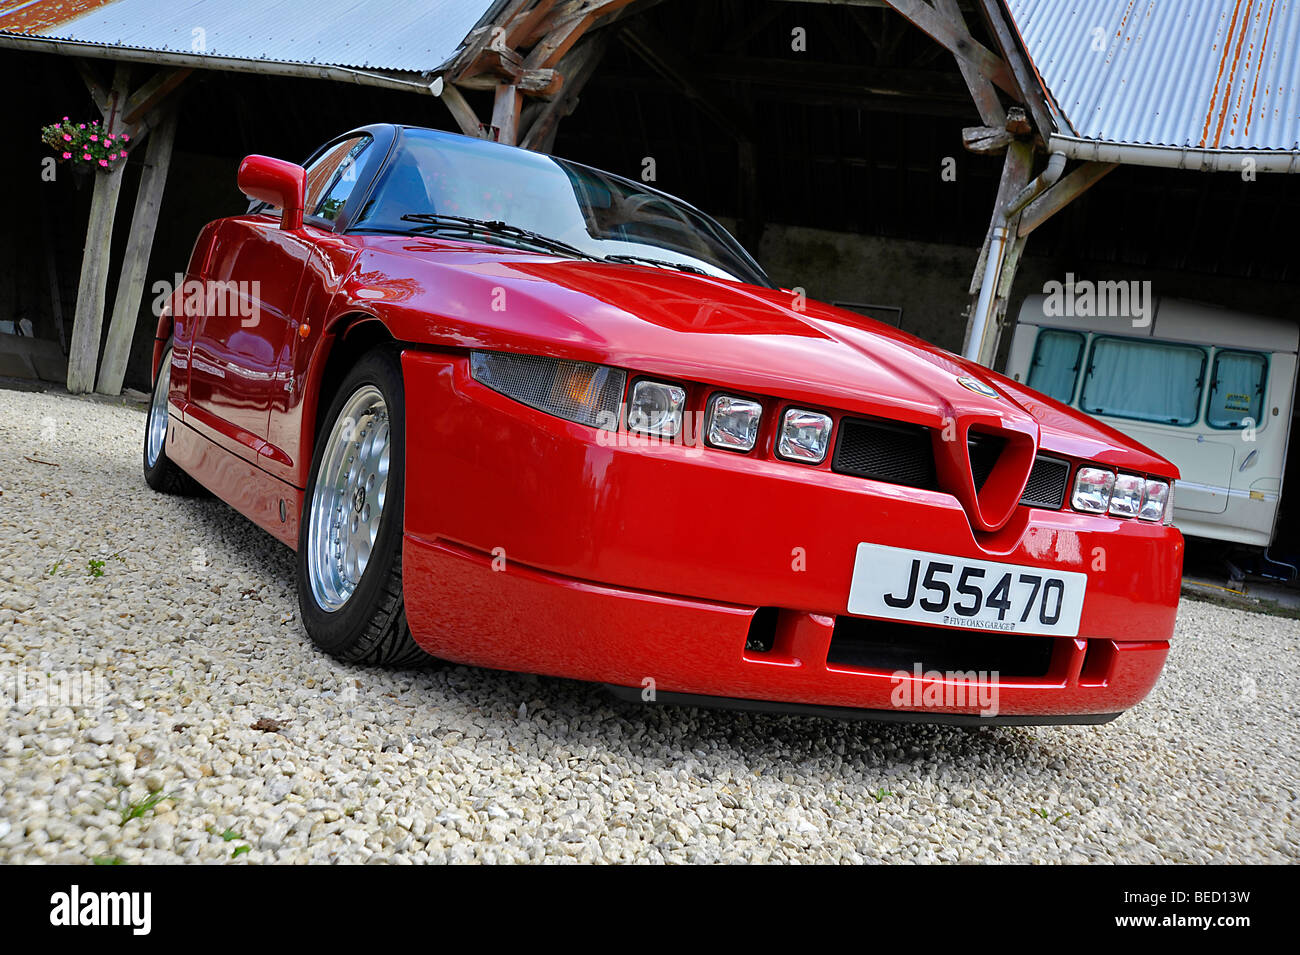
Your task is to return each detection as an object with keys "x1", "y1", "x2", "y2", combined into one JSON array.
[
  {"x1": 1071, "y1": 466, "x2": 1115, "y2": 513},
  {"x1": 1139, "y1": 479, "x2": 1171, "y2": 522},
  {"x1": 628, "y1": 379, "x2": 686, "y2": 437},
  {"x1": 706, "y1": 394, "x2": 762, "y2": 452},
  {"x1": 777, "y1": 408, "x2": 833, "y2": 464},
  {"x1": 1109, "y1": 473, "x2": 1145, "y2": 518},
  {"x1": 470, "y1": 351, "x2": 625, "y2": 430}
]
